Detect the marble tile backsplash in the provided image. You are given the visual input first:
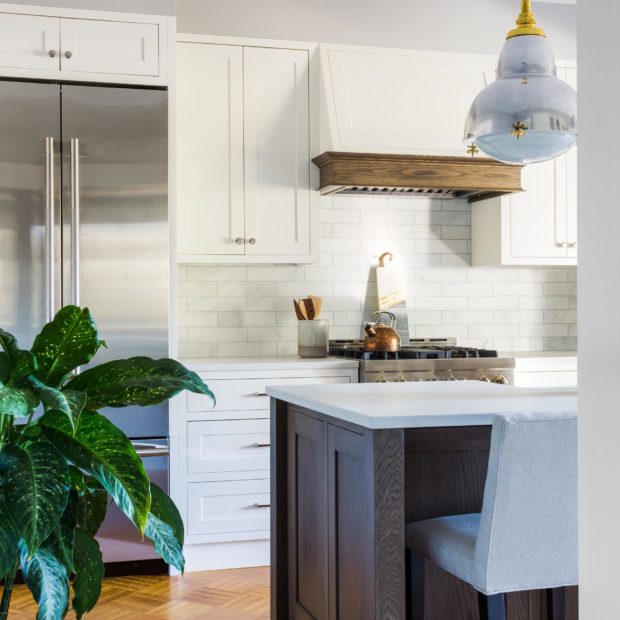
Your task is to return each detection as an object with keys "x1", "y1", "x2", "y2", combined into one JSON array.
[{"x1": 177, "y1": 195, "x2": 577, "y2": 358}]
